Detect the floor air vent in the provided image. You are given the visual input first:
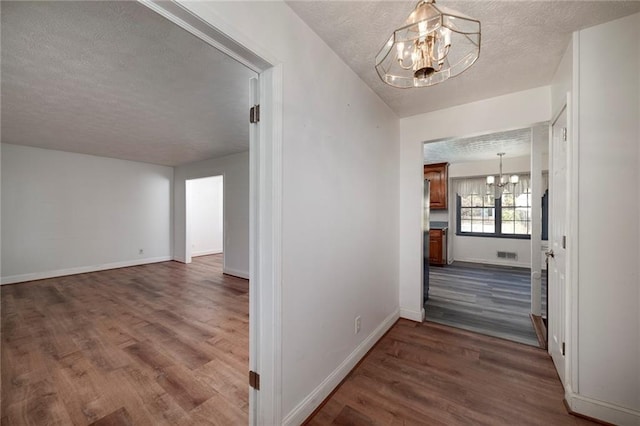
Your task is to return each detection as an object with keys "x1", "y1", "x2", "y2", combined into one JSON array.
[{"x1": 497, "y1": 251, "x2": 517, "y2": 260}]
